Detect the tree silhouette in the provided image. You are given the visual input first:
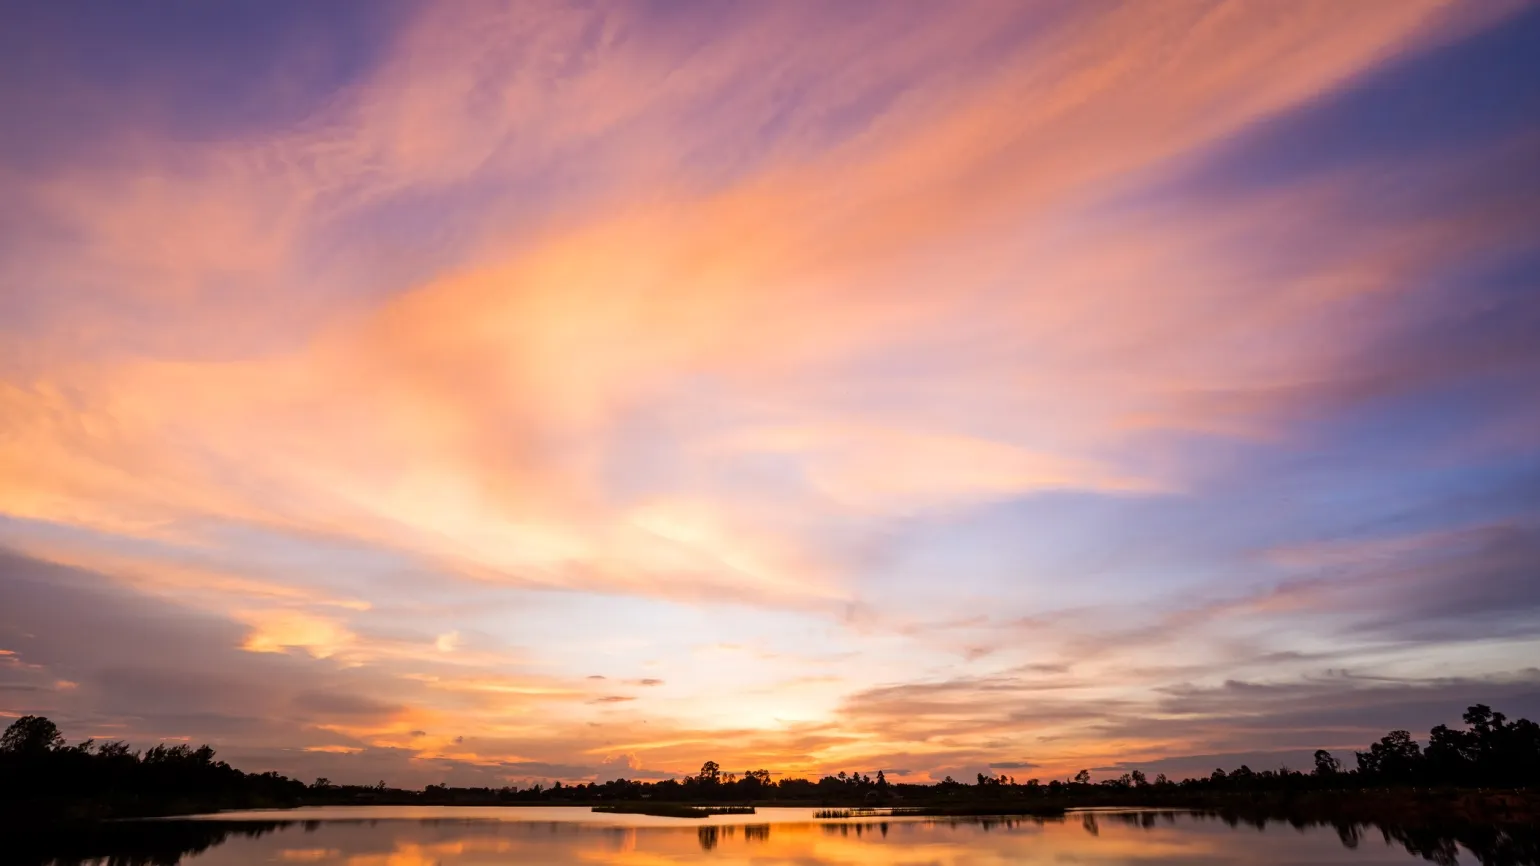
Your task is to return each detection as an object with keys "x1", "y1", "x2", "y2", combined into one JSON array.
[
  {"x1": 1, "y1": 716, "x2": 65, "y2": 753},
  {"x1": 1356, "y1": 730, "x2": 1422, "y2": 780}
]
